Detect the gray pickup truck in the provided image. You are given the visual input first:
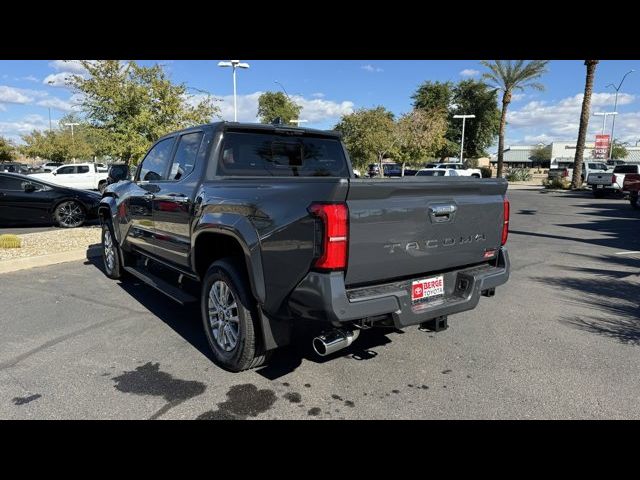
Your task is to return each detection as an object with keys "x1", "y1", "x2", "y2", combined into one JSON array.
[{"x1": 99, "y1": 122, "x2": 510, "y2": 372}]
